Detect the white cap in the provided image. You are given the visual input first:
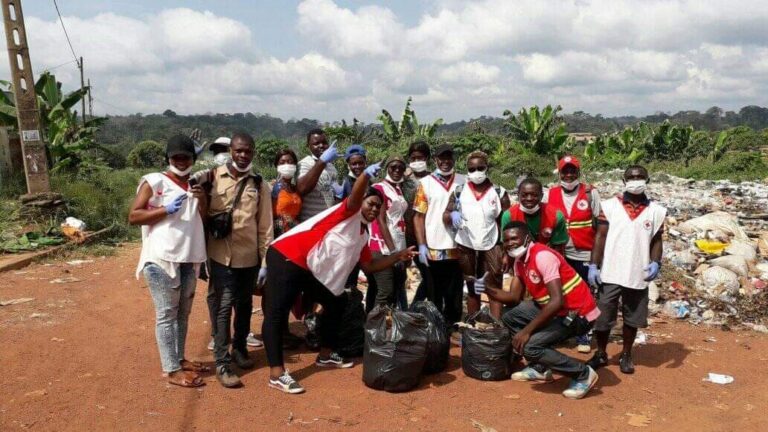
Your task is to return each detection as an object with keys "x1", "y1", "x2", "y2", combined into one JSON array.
[{"x1": 213, "y1": 137, "x2": 231, "y2": 146}]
